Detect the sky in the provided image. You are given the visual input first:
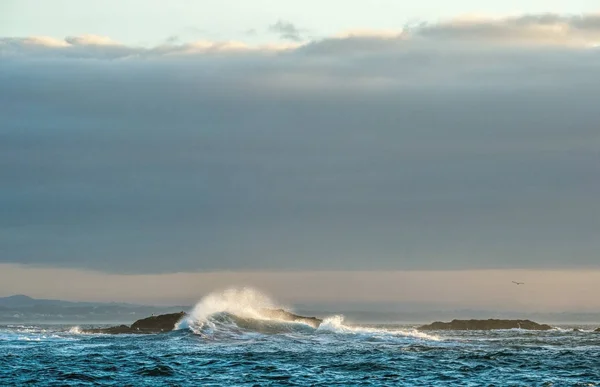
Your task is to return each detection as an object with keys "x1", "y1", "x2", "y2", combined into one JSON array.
[
  {"x1": 2, "y1": 0, "x2": 599, "y2": 45},
  {"x1": 1, "y1": 1, "x2": 600, "y2": 308}
]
